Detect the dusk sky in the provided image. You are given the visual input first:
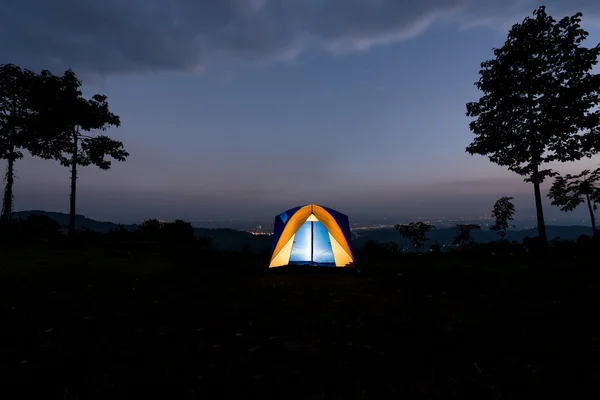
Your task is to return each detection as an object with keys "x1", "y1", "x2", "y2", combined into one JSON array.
[{"x1": 2, "y1": 0, "x2": 600, "y2": 223}]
